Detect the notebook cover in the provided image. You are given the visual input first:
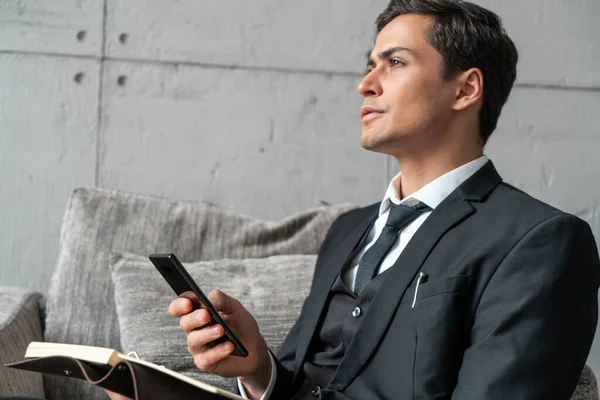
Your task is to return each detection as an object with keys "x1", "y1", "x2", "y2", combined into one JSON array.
[{"x1": 6, "y1": 356, "x2": 231, "y2": 400}]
